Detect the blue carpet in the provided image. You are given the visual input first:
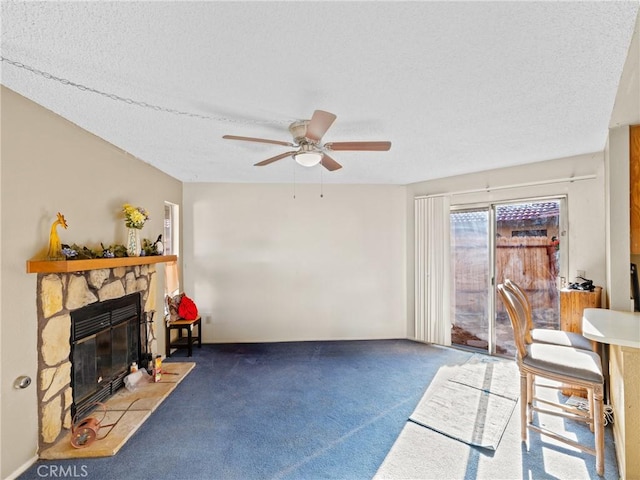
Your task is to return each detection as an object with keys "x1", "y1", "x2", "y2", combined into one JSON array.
[{"x1": 19, "y1": 340, "x2": 471, "y2": 480}]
